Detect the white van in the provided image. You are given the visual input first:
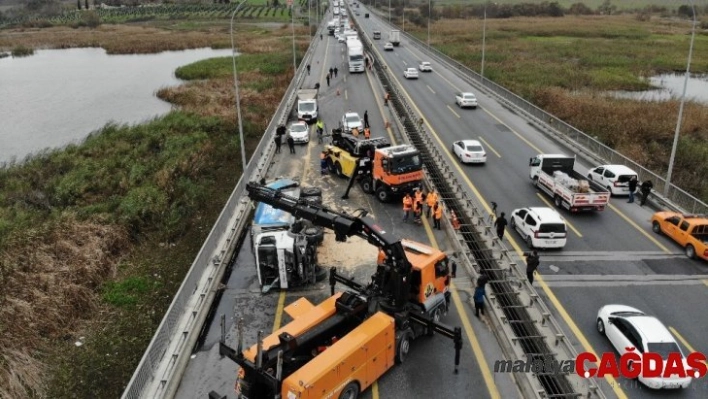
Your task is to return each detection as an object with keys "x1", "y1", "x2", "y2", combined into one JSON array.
[
  {"x1": 510, "y1": 207, "x2": 568, "y2": 249},
  {"x1": 587, "y1": 164, "x2": 638, "y2": 196}
]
